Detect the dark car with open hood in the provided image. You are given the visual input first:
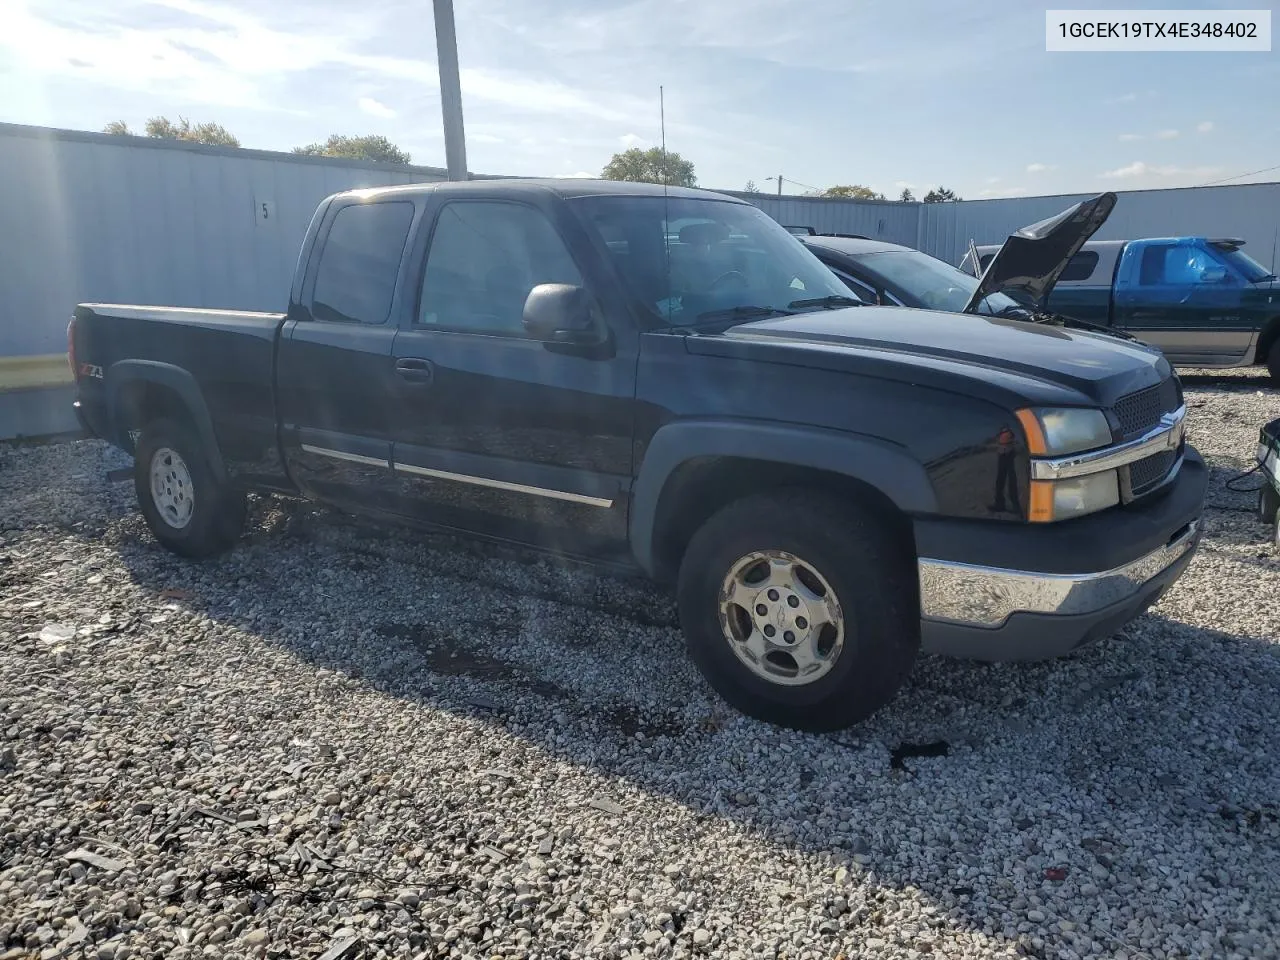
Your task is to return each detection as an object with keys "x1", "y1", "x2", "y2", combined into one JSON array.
[
  {"x1": 802, "y1": 193, "x2": 1126, "y2": 333},
  {"x1": 69, "y1": 180, "x2": 1206, "y2": 731}
]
